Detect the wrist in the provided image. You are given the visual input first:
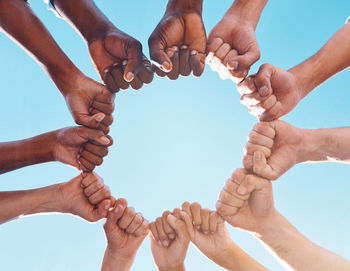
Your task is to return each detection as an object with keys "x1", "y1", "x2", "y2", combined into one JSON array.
[
  {"x1": 105, "y1": 246, "x2": 135, "y2": 270},
  {"x1": 50, "y1": 63, "x2": 83, "y2": 97},
  {"x1": 158, "y1": 264, "x2": 186, "y2": 271},
  {"x1": 166, "y1": 0, "x2": 203, "y2": 15},
  {"x1": 227, "y1": 0, "x2": 268, "y2": 28}
]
